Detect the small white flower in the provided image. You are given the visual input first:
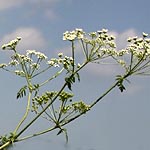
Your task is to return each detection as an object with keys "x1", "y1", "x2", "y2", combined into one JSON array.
[
  {"x1": 15, "y1": 70, "x2": 25, "y2": 76},
  {"x1": 89, "y1": 32, "x2": 97, "y2": 38},
  {"x1": 63, "y1": 30, "x2": 77, "y2": 41},
  {"x1": 145, "y1": 38, "x2": 150, "y2": 43},
  {"x1": 135, "y1": 38, "x2": 143, "y2": 43},
  {"x1": 2, "y1": 44, "x2": 7, "y2": 50},
  {"x1": 31, "y1": 63, "x2": 40, "y2": 69},
  {"x1": 58, "y1": 53, "x2": 63, "y2": 57},
  {"x1": 142, "y1": 32, "x2": 148, "y2": 37},
  {"x1": 118, "y1": 60, "x2": 126, "y2": 67},
  {"x1": 77, "y1": 63, "x2": 81, "y2": 68},
  {"x1": 108, "y1": 35, "x2": 115, "y2": 40},
  {"x1": 26, "y1": 50, "x2": 36, "y2": 55},
  {"x1": 0, "y1": 63, "x2": 7, "y2": 68},
  {"x1": 17, "y1": 37, "x2": 21, "y2": 40},
  {"x1": 8, "y1": 60, "x2": 19, "y2": 66},
  {"x1": 127, "y1": 37, "x2": 132, "y2": 42},
  {"x1": 47, "y1": 60, "x2": 55, "y2": 66},
  {"x1": 36, "y1": 52, "x2": 47, "y2": 60},
  {"x1": 75, "y1": 28, "x2": 83, "y2": 32},
  {"x1": 102, "y1": 29, "x2": 108, "y2": 33},
  {"x1": 132, "y1": 36, "x2": 138, "y2": 40},
  {"x1": 69, "y1": 57, "x2": 73, "y2": 61},
  {"x1": 53, "y1": 64, "x2": 60, "y2": 67}
]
